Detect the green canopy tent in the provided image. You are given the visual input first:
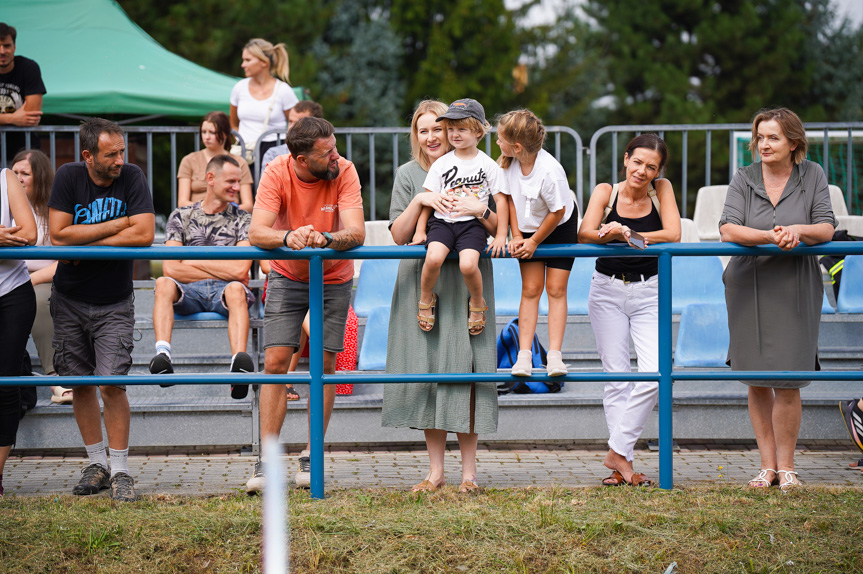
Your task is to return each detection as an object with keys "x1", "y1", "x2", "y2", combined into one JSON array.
[{"x1": 2, "y1": 0, "x2": 303, "y2": 118}]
